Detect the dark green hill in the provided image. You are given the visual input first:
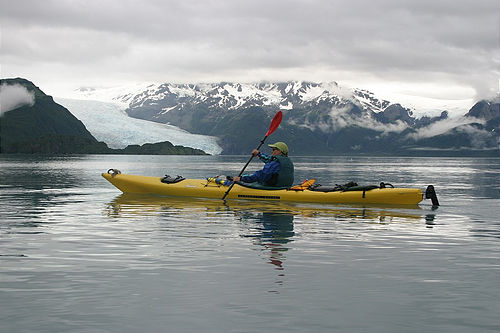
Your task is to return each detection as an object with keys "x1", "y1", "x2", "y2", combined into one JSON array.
[
  {"x1": 0, "y1": 78, "x2": 208, "y2": 155},
  {"x1": 0, "y1": 78, "x2": 107, "y2": 153},
  {"x1": 118, "y1": 141, "x2": 207, "y2": 155}
]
